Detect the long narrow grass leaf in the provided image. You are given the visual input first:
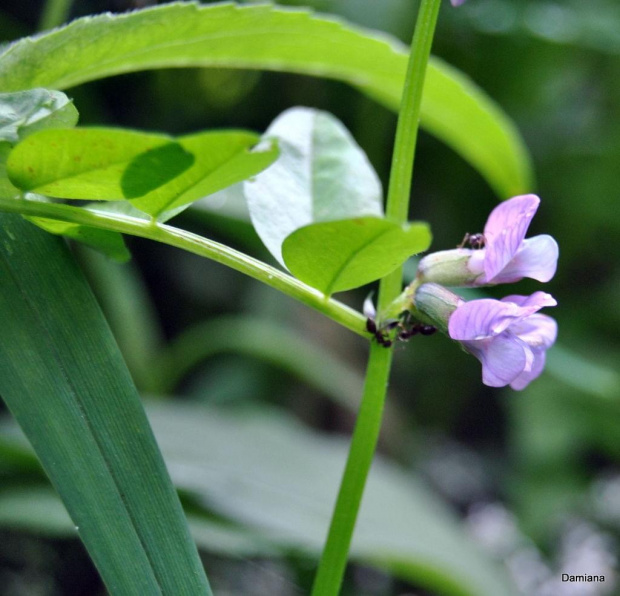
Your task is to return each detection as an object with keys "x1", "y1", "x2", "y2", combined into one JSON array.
[{"x1": 0, "y1": 214, "x2": 211, "y2": 595}]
